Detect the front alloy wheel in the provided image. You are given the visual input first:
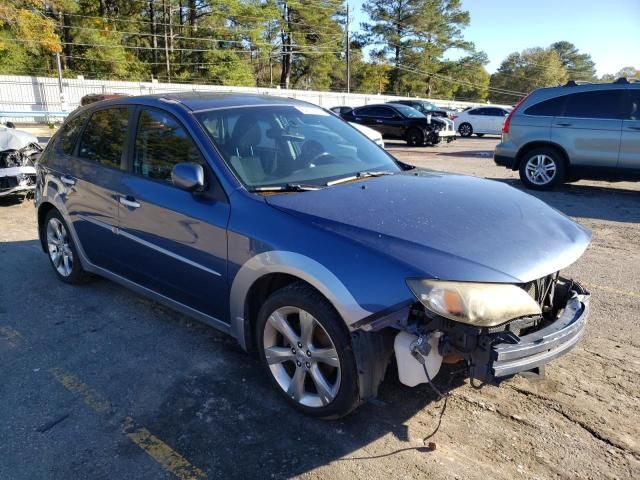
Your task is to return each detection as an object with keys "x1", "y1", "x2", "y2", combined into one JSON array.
[
  {"x1": 263, "y1": 306, "x2": 340, "y2": 407},
  {"x1": 257, "y1": 283, "x2": 359, "y2": 418}
]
